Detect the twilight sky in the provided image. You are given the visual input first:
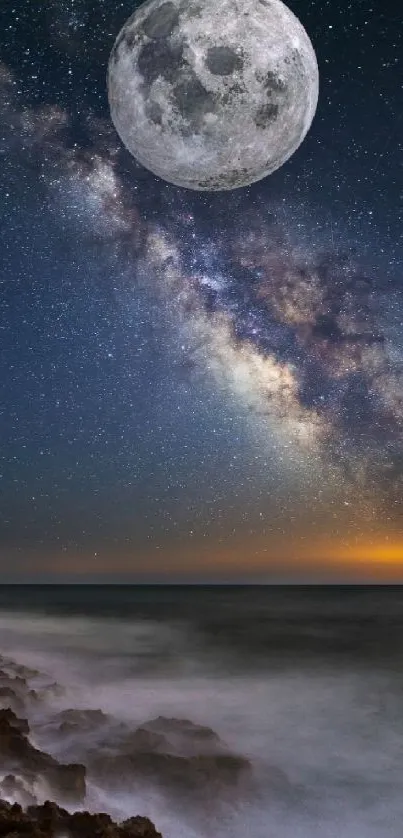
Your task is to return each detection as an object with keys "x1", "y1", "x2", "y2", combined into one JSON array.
[{"x1": 1, "y1": 0, "x2": 402, "y2": 581}]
